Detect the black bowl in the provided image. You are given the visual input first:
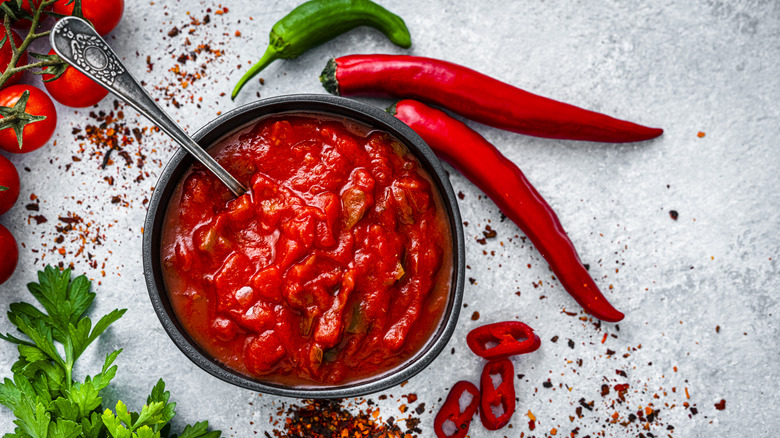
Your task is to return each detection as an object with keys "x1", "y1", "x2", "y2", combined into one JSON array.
[{"x1": 143, "y1": 94, "x2": 465, "y2": 398}]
